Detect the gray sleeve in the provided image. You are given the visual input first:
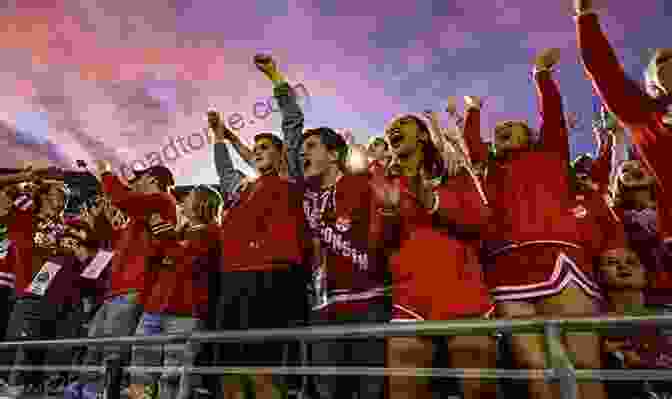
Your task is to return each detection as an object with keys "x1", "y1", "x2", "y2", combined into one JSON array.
[
  {"x1": 214, "y1": 142, "x2": 244, "y2": 194},
  {"x1": 274, "y1": 83, "x2": 304, "y2": 179}
]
